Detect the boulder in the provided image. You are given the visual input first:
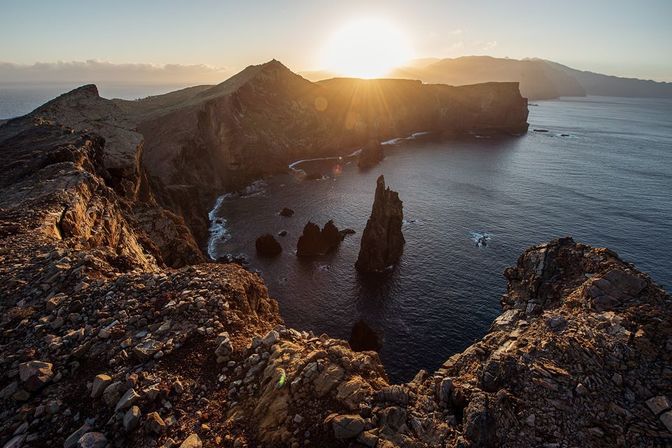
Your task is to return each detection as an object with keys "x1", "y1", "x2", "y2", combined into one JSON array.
[
  {"x1": 279, "y1": 207, "x2": 295, "y2": 217},
  {"x1": 255, "y1": 234, "x2": 282, "y2": 257},
  {"x1": 348, "y1": 320, "x2": 382, "y2": 352},
  {"x1": 115, "y1": 388, "x2": 140, "y2": 412},
  {"x1": 64, "y1": 424, "x2": 91, "y2": 448},
  {"x1": 123, "y1": 406, "x2": 141, "y2": 432},
  {"x1": 145, "y1": 411, "x2": 166, "y2": 434},
  {"x1": 77, "y1": 432, "x2": 107, "y2": 448},
  {"x1": 330, "y1": 414, "x2": 365, "y2": 439},
  {"x1": 179, "y1": 434, "x2": 202, "y2": 448},
  {"x1": 355, "y1": 175, "x2": 405, "y2": 273},
  {"x1": 90, "y1": 374, "x2": 112, "y2": 398},
  {"x1": 18, "y1": 360, "x2": 53, "y2": 391}
]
